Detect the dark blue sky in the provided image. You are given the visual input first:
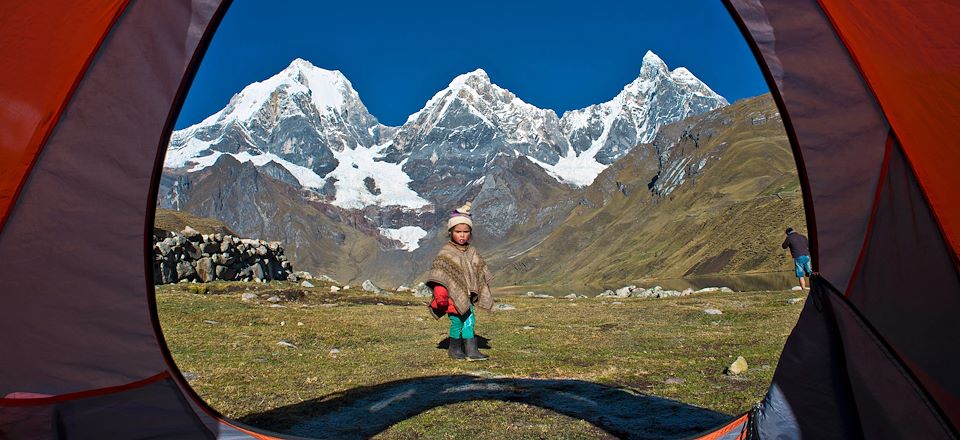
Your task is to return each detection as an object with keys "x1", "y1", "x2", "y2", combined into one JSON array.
[{"x1": 175, "y1": 1, "x2": 769, "y2": 129}]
